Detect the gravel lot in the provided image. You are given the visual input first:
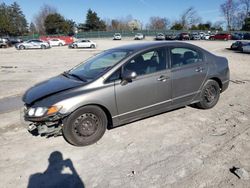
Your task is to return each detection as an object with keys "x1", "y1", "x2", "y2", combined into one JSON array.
[{"x1": 0, "y1": 39, "x2": 250, "y2": 188}]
